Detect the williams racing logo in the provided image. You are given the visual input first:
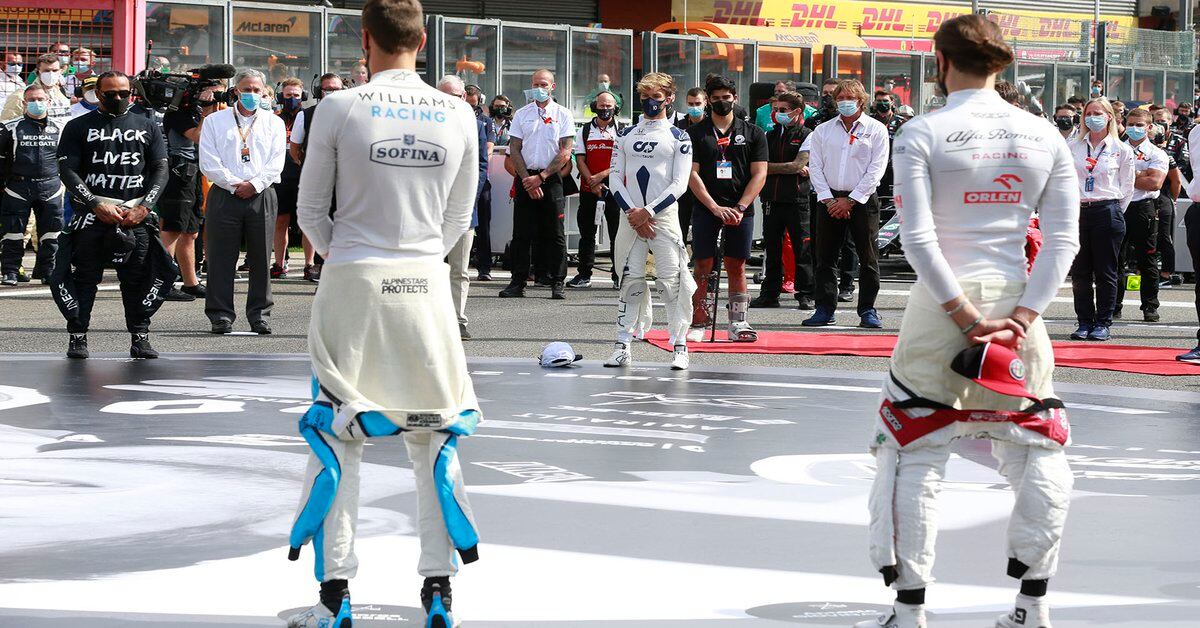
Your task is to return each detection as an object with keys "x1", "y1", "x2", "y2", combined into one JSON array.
[
  {"x1": 381, "y1": 277, "x2": 429, "y2": 295},
  {"x1": 963, "y1": 173, "x2": 1023, "y2": 204},
  {"x1": 370, "y1": 136, "x2": 446, "y2": 168}
]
